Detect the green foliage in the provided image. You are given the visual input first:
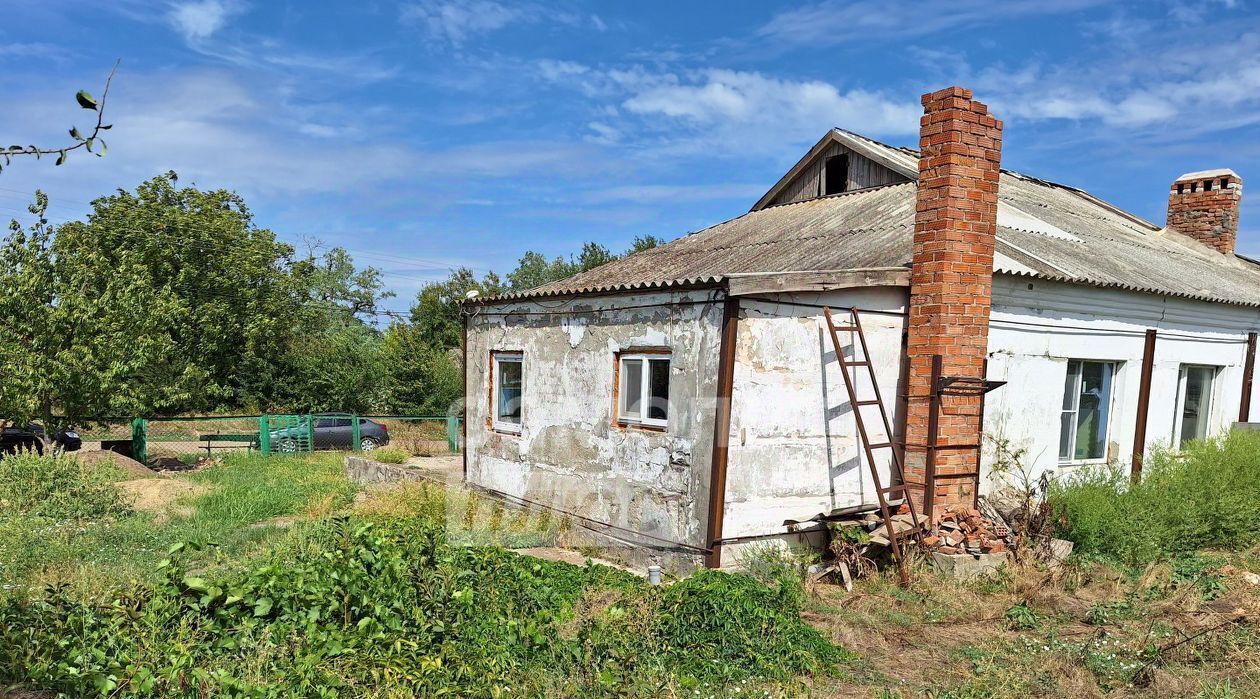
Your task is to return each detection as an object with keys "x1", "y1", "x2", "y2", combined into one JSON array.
[
  {"x1": 270, "y1": 319, "x2": 386, "y2": 413},
  {"x1": 380, "y1": 321, "x2": 462, "y2": 416},
  {"x1": 369, "y1": 446, "x2": 409, "y2": 464},
  {"x1": 0, "y1": 453, "x2": 130, "y2": 521},
  {"x1": 0, "y1": 515, "x2": 846, "y2": 697},
  {"x1": 0, "y1": 170, "x2": 669, "y2": 424},
  {"x1": 1049, "y1": 431, "x2": 1260, "y2": 565},
  {"x1": 0, "y1": 452, "x2": 354, "y2": 591},
  {"x1": 1003, "y1": 602, "x2": 1038, "y2": 630}
]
